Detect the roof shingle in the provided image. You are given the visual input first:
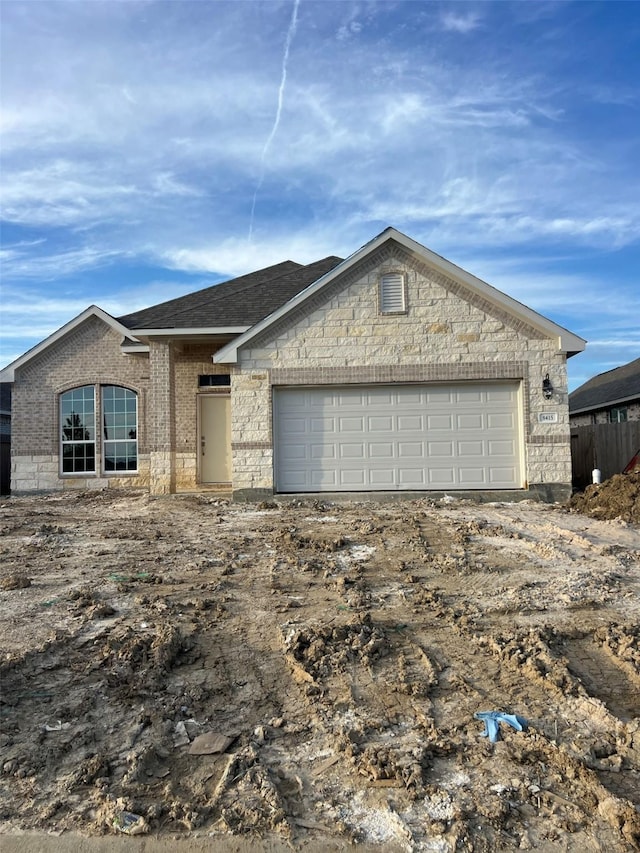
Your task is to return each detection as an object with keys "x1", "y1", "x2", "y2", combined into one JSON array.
[
  {"x1": 118, "y1": 256, "x2": 343, "y2": 329},
  {"x1": 569, "y1": 357, "x2": 640, "y2": 413}
]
